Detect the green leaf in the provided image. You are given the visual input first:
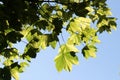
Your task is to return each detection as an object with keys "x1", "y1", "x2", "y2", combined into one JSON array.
[
  {"x1": 81, "y1": 27, "x2": 98, "y2": 44},
  {"x1": 39, "y1": 35, "x2": 48, "y2": 49},
  {"x1": 67, "y1": 17, "x2": 91, "y2": 33},
  {"x1": 62, "y1": 10, "x2": 73, "y2": 21},
  {"x1": 54, "y1": 53, "x2": 65, "y2": 72},
  {"x1": 92, "y1": 36, "x2": 101, "y2": 44},
  {"x1": 57, "y1": 10, "x2": 63, "y2": 17},
  {"x1": 82, "y1": 45, "x2": 97, "y2": 59},
  {"x1": 97, "y1": 7, "x2": 112, "y2": 16},
  {"x1": 68, "y1": 2, "x2": 90, "y2": 17},
  {"x1": 23, "y1": 44, "x2": 39, "y2": 58},
  {"x1": 97, "y1": 17, "x2": 117, "y2": 33},
  {"x1": 67, "y1": 33, "x2": 81, "y2": 45},
  {"x1": 66, "y1": 52, "x2": 79, "y2": 65},
  {"x1": 58, "y1": 44, "x2": 79, "y2": 53},
  {"x1": 65, "y1": 44, "x2": 79, "y2": 53},
  {"x1": 54, "y1": 51, "x2": 79, "y2": 72},
  {"x1": 108, "y1": 17, "x2": 117, "y2": 30},
  {"x1": 11, "y1": 68, "x2": 19, "y2": 80},
  {"x1": 85, "y1": 6, "x2": 94, "y2": 13},
  {"x1": 52, "y1": 18, "x2": 63, "y2": 35},
  {"x1": 6, "y1": 31, "x2": 23, "y2": 43},
  {"x1": 49, "y1": 40, "x2": 57, "y2": 49},
  {"x1": 3, "y1": 59, "x2": 13, "y2": 66},
  {"x1": 54, "y1": 44, "x2": 79, "y2": 72},
  {"x1": 97, "y1": 18, "x2": 108, "y2": 28},
  {"x1": 26, "y1": 29, "x2": 42, "y2": 42},
  {"x1": 35, "y1": 19, "x2": 49, "y2": 30},
  {"x1": 19, "y1": 62, "x2": 29, "y2": 73},
  {"x1": 2, "y1": 67, "x2": 11, "y2": 80},
  {"x1": 20, "y1": 26, "x2": 33, "y2": 38}
]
